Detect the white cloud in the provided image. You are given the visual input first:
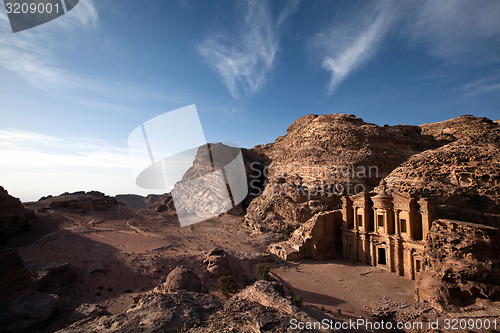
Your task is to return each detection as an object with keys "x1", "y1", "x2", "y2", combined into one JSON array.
[
  {"x1": 198, "y1": 0, "x2": 299, "y2": 99},
  {"x1": 313, "y1": 0, "x2": 400, "y2": 96},
  {"x1": 409, "y1": 0, "x2": 500, "y2": 64},
  {"x1": 0, "y1": 0, "x2": 98, "y2": 91},
  {"x1": 462, "y1": 72, "x2": 500, "y2": 96},
  {"x1": 0, "y1": 129, "x2": 163, "y2": 202}
]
